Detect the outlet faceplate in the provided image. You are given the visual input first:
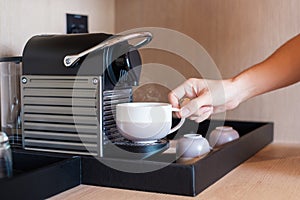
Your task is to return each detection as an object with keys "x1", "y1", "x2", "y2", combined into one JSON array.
[{"x1": 66, "y1": 13, "x2": 88, "y2": 34}]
